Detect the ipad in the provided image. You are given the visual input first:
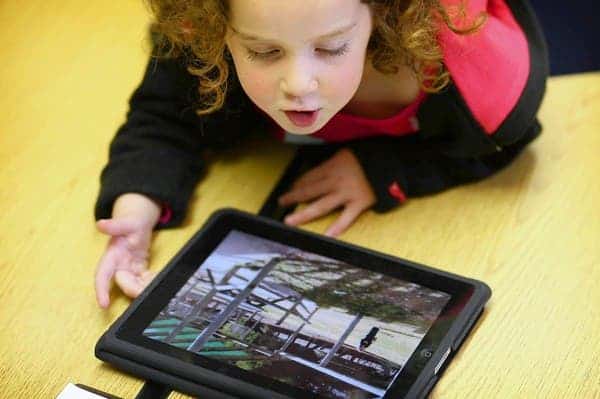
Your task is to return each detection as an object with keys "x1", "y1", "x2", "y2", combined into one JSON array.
[{"x1": 96, "y1": 208, "x2": 491, "y2": 399}]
